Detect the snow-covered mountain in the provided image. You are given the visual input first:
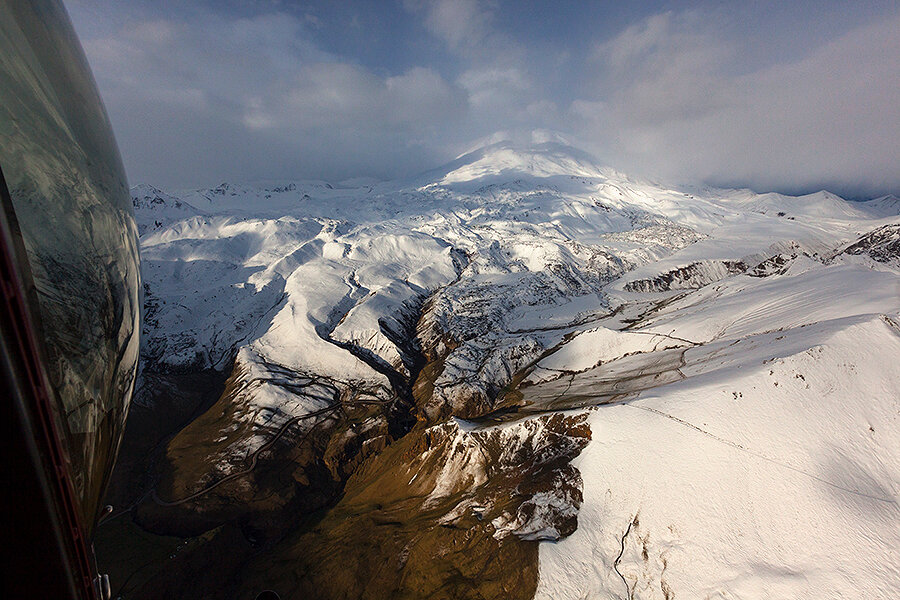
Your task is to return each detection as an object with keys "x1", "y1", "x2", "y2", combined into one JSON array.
[
  {"x1": 131, "y1": 183, "x2": 204, "y2": 235},
  {"x1": 109, "y1": 137, "x2": 900, "y2": 599}
]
